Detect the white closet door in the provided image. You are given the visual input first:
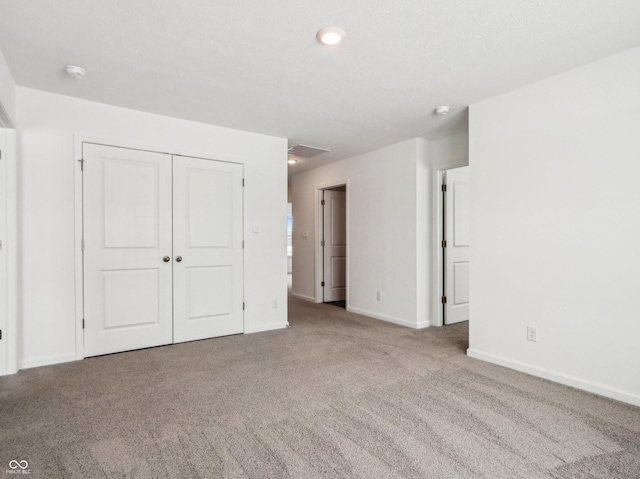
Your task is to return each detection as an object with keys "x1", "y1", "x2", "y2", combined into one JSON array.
[
  {"x1": 83, "y1": 144, "x2": 173, "y2": 357},
  {"x1": 172, "y1": 156, "x2": 244, "y2": 343}
]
